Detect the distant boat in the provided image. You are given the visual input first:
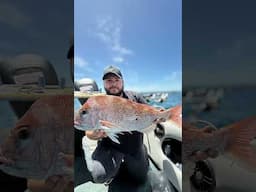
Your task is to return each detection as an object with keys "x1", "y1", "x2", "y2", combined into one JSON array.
[
  {"x1": 183, "y1": 88, "x2": 225, "y2": 112},
  {"x1": 154, "y1": 93, "x2": 169, "y2": 103}
]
